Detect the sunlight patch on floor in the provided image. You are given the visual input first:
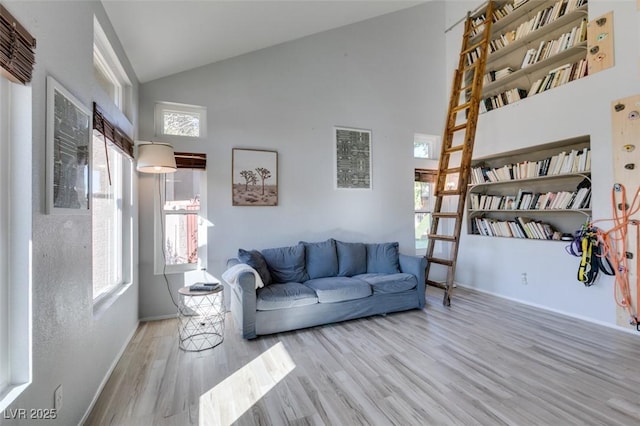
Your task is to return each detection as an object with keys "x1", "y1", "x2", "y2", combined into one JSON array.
[{"x1": 199, "y1": 342, "x2": 296, "y2": 425}]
